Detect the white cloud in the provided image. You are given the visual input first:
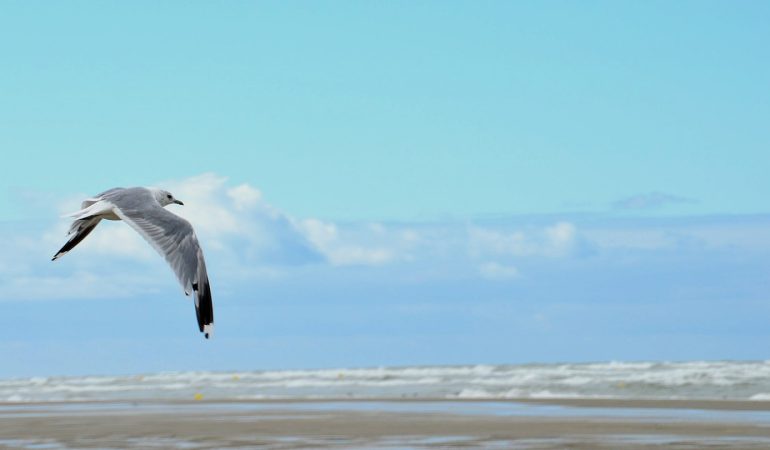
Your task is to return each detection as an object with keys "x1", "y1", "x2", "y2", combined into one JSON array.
[
  {"x1": 296, "y1": 218, "x2": 338, "y2": 249},
  {"x1": 294, "y1": 218, "x2": 396, "y2": 266},
  {"x1": 227, "y1": 184, "x2": 262, "y2": 211},
  {"x1": 162, "y1": 173, "x2": 242, "y2": 237},
  {"x1": 544, "y1": 222, "x2": 577, "y2": 256},
  {"x1": 469, "y1": 221, "x2": 579, "y2": 259},
  {"x1": 478, "y1": 262, "x2": 520, "y2": 280}
]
